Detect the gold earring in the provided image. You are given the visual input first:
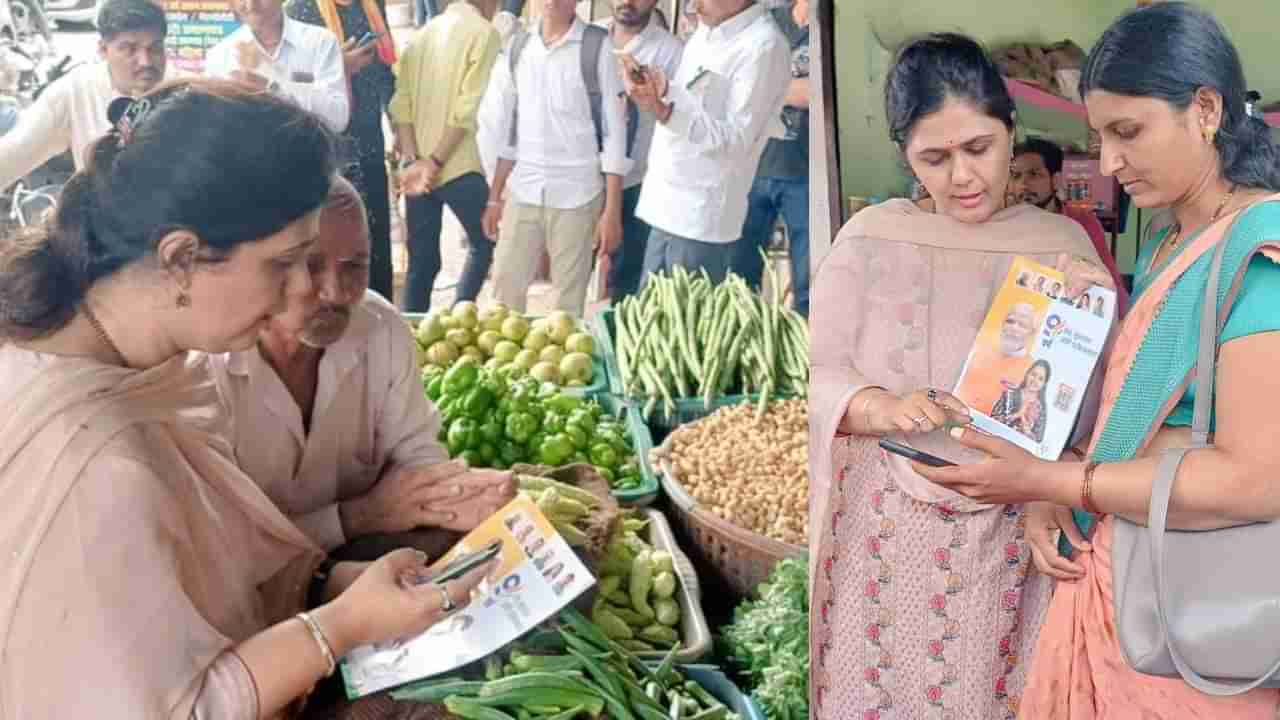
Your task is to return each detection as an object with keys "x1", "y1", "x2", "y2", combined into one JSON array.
[
  {"x1": 176, "y1": 292, "x2": 191, "y2": 308},
  {"x1": 1204, "y1": 125, "x2": 1217, "y2": 144}
]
